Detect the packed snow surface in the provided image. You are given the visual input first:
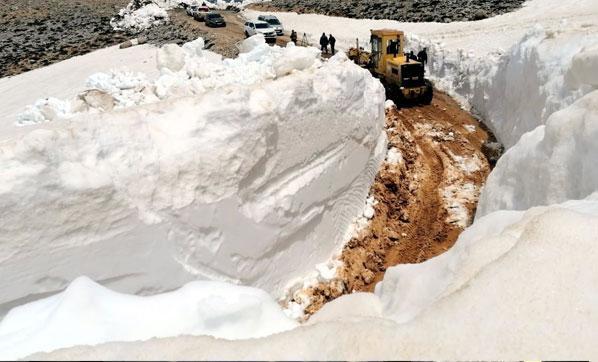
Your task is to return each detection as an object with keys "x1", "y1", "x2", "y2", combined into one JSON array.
[
  {"x1": 0, "y1": 277, "x2": 297, "y2": 360},
  {"x1": 0, "y1": 37, "x2": 386, "y2": 316},
  {"x1": 28, "y1": 197, "x2": 598, "y2": 359}
]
